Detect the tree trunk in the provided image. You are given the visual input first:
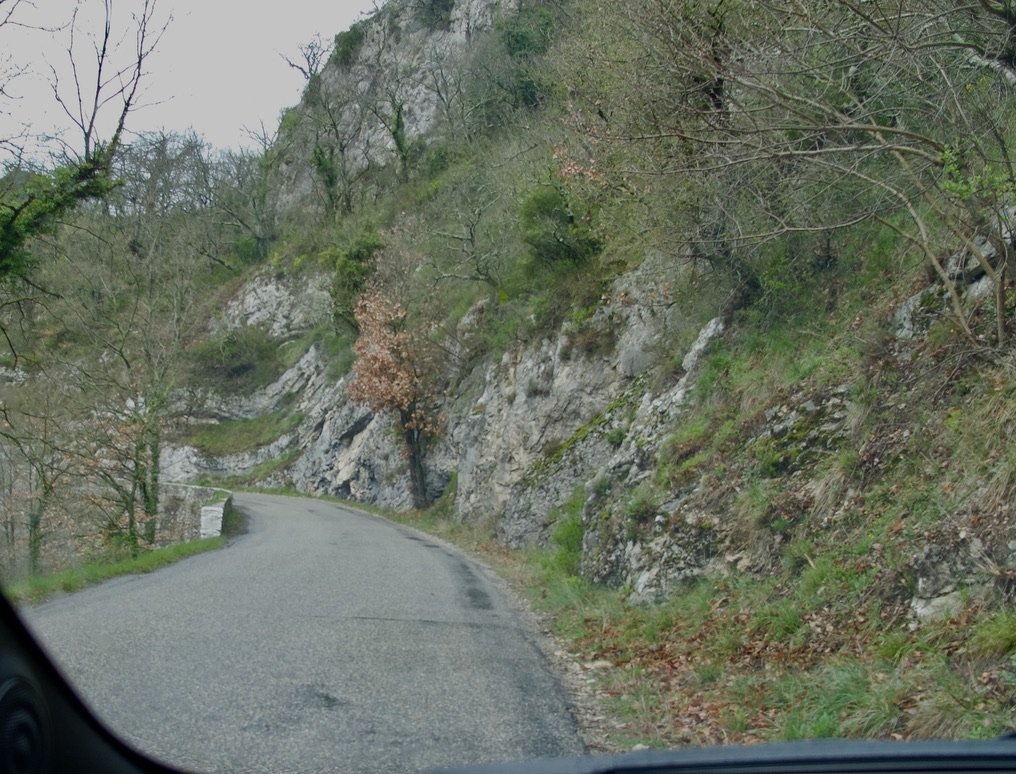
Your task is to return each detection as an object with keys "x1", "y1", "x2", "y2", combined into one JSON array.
[
  {"x1": 996, "y1": 250, "x2": 1008, "y2": 345},
  {"x1": 27, "y1": 501, "x2": 43, "y2": 575},
  {"x1": 144, "y1": 420, "x2": 160, "y2": 542},
  {"x1": 26, "y1": 469, "x2": 50, "y2": 575},
  {"x1": 401, "y1": 410, "x2": 428, "y2": 510}
]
